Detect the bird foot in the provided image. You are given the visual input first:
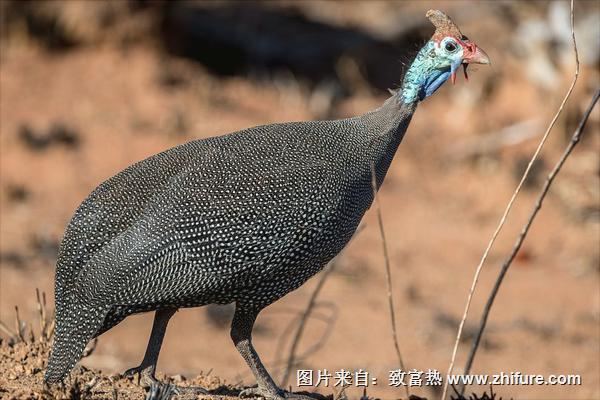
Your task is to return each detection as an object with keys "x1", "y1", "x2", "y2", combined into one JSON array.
[
  {"x1": 145, "y1": 382, "x2": 211, "y2": 400},
  {"x1": 124, "y1": 365, "x2": 159, "y2": 388},
  {"x1": 124, "y1": 366, "x2": 210, "y2": 397},
  {"x1": 171, "y1": 385, "x2": 210, "y2": 395},
  {"x1": 239, "y1": 386, "x2": 316, "y2": 400},
  {"x1": 145, "y1": 381, "x2": 176, "y2": 400}
]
